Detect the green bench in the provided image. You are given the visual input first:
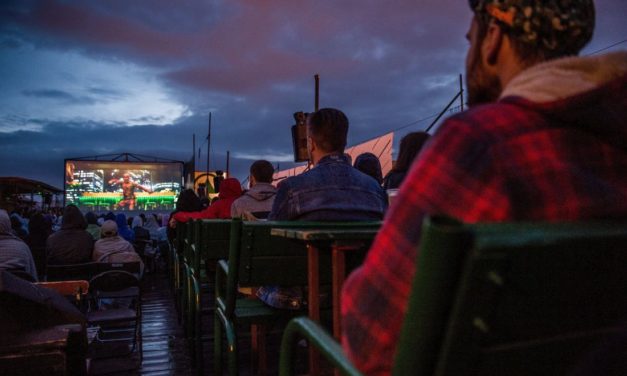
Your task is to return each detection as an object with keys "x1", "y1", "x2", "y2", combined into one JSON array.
[
  {"x1": 175, "y1": 219, "x2": 232, "y2": 372},
  {"x1": 214, "y1": 219, "x2": 380, "y2": 376},
  {"x1": 280, "y1": 216, "x2": 627, "y2": 375}
]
